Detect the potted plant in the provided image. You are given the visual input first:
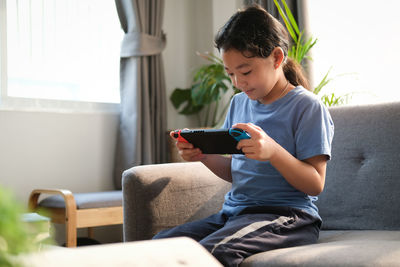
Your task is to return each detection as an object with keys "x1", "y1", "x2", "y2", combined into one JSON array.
[{"x1": 170, "y1": 52, "x2": 239, "y2": 128}]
